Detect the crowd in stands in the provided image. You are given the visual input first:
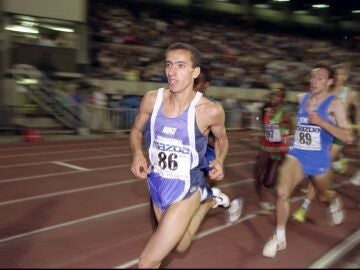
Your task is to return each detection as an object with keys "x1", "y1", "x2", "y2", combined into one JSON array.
[
  {"x1": 87, "y1": 2, "x2": 360, "y2": 92},
  {"x1": 5, "y1": 2, "x2": 359, "y2": 133}
]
